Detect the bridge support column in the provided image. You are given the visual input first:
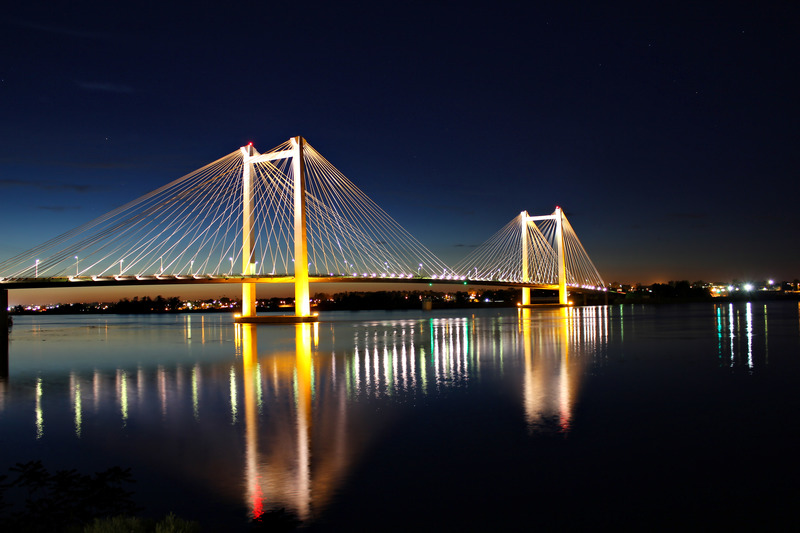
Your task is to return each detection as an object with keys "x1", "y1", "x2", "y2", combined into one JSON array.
[
  {"x1": 520, "y1": 211, "x2": 530, "y2": 306},
  {"x1": 292, "y1": 136, "x2": 311, "y2": 317},
  {"x1": 521, "y1": 288, "x2": 530, "y2": 306},
  {"x1": 241, "y1": 144, "x2": 257, "y2": 318},
  {"x1": 555, "y1": 207, "x2": 568, "y2": 305}
]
